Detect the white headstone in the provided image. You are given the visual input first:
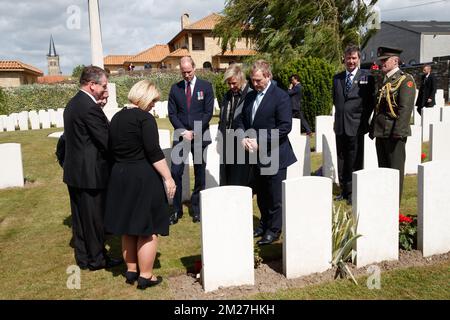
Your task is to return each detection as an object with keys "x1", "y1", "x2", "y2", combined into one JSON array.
[
  {"x1": 102, "y1": 108, "x2": 121, "y2": 122},
  {"x1": 28, "y1": 110, "x2": 40, "y2": 130},
  {"x1": 291, "y1": 118, "x2": 301, "y2": 135},
  {"x1": 208, "y1": 124, "x2": 218, "y2": 142},
  {"x1": 48, "y1": 109, "x2": 56, "y2": 126},
  {"x1": 6, "y1": 116, "x2": 16, "y2": 131},
  {"x1": 418, "y1": 161, "x2": 450, "y2": 257},
  {"x1": 405, "y1": 125, "x2": 422, "y2": 174},
  {"x1": 200, "y1": 186, "x2": 254, "y2": 292},
  {"x1": 162, "y1": 147, "x2": 190, "y2": 203},
  {"x1": 435, "y1": 89, "x2": 445, "y2": 107},
  {"x1": 441, "y1": 106, "x2": 450, "y2": 123},
  {"x1": 322, "y1": 134, "x2": 339, "y2": 184},
  {"x1": 48, "y1": 131, "x2": 64, "y2": 138},
  {"x1": 363, "y1": 134, "x2": 378, "y2": 169},
  {"x1": 0, "y1": 143, "x2": 24, "y2": 188},
  {"x1": 422, "y1": 107, "x2": 441, "y2": 142},
  {"x1": 315, "y1": 115, "x2": 334, "y2": 153},
  {"x1": 103, "y1": 83, "x2": 118, "y2": 109},
  {"x1": 18, "y1": 111, "x2": 29, "y2": 131},
  {"x1": 38, "y1": 110, "x2": 51, "y2": 129},
  {"x1": 287, "y1": 133, "x2": 311, "y2": 179},
  {"x1": 283, "y1": 176, "x2": 332, "y2": 278},
  {"x1": 430, "y1": 123, "x2": 450, "y2": 161},
  {"x1": 0, "y1": 115, "x2": 6, "y2": 131},
  {"x1": 353, "y1": 168, "x2": 399, "y2": 267},
  {"x1": 413, "y1": 108, "x2": 421, "y2": 126},
  {"x1": 205, "y1": 142, "x2": 221, "y2": 189},
  {"x1": 9, "y1": 113, "x2": 18, "y2": 127},
  {"x1": 213, "y1": 98, "x2": 220, "y2": 113},
  {"x1": 55, "y1": 109, "x2": 64, "y2": 128}
]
